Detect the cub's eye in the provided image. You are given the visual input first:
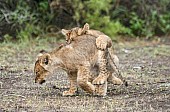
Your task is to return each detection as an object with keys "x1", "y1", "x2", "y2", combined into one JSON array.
[
  {"x1": 44, "y1": 58, "x2": 48, "y2": 65},
  {"x1": 35, "y1": 70, "x2": 39, "y2": 75},
  {"x1": 67, "y1": 32, "x2": 71, "y2": 36},
  {"x1": 66, "y1": 34, "x2": 69, "y2": 36}
]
